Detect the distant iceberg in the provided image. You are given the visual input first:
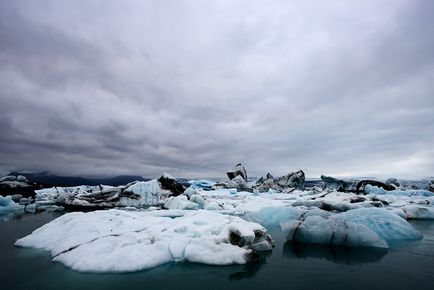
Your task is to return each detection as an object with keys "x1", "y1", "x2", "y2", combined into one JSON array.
[
  {"x1": 0, "y1": 195, "x2": 24, "y2": 213},
  {"x1": 34, "y1": 173, "x2": 186, "y2": 208}
]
